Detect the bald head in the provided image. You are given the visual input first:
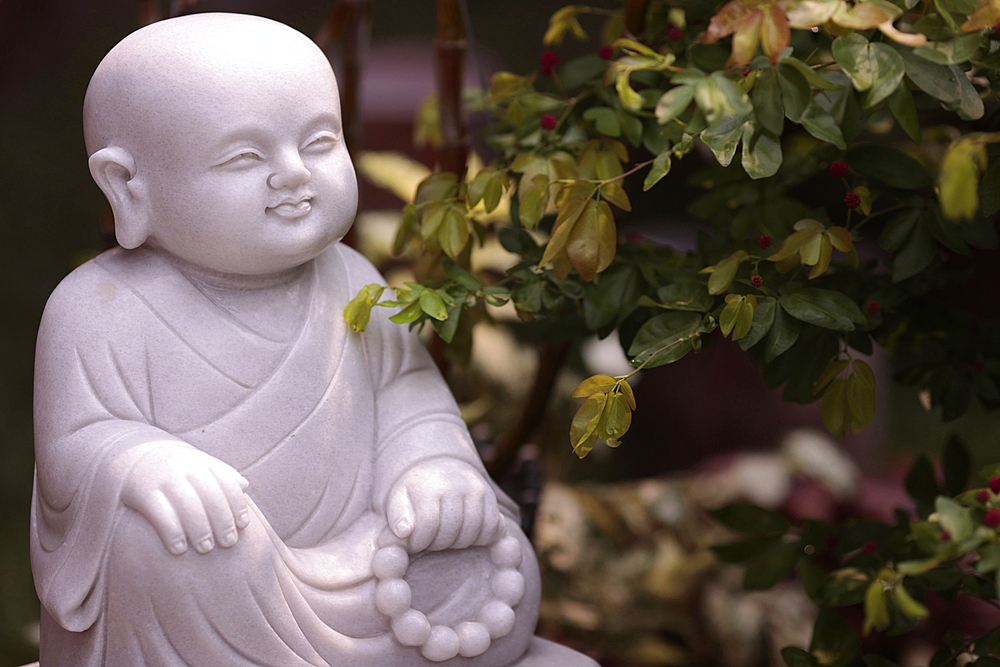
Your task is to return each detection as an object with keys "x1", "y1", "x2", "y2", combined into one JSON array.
[{"x1": 84, "y1": 13, "x2": 337, "y2": 157}]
